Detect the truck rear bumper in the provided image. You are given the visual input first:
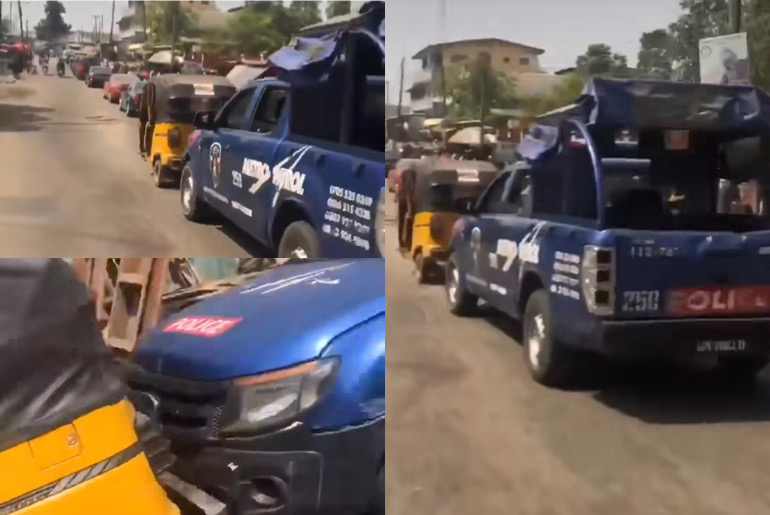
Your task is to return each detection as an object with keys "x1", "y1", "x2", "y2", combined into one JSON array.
[{"x1": 595, "y1": 316, "x2": 770, "y2": 358}]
